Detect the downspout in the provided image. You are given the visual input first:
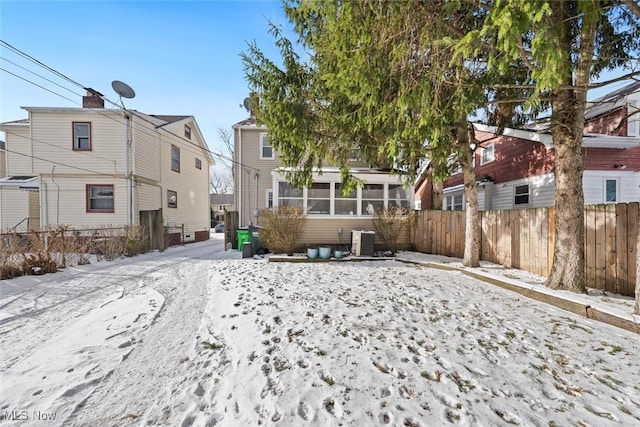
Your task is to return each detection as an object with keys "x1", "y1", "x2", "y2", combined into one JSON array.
[
  {"x1": 51, "y1": 166, "x2": 60, "y2": 224},
  {"x1": 238, "y1": 127, "x2": 242, "y2": 226},
  {"x1": 40, "y1": 177, "x2": 48, "y2": 248},
  {"x1": 125, "y1": 111, "x2": 133, "y2": 228}
]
